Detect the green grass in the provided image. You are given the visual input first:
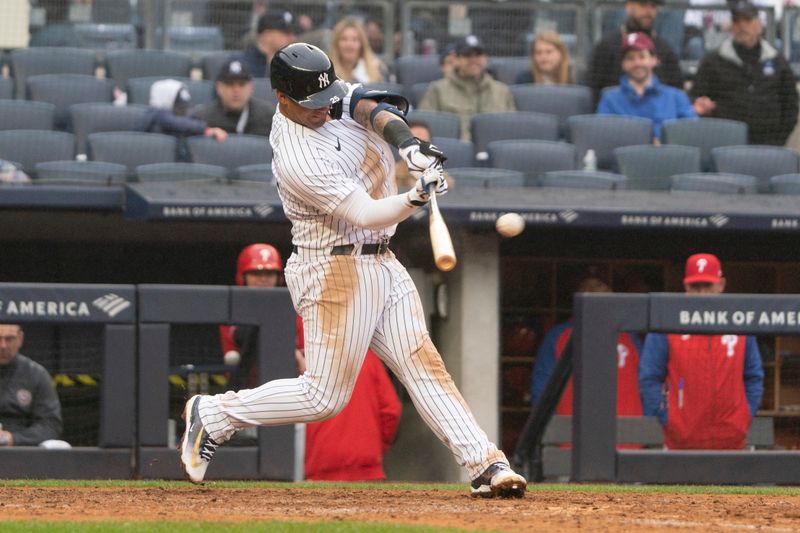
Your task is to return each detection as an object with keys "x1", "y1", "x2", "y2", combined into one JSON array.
[
  {"x1": 1, "y1": 479, "x2": 799, "y2": 496},
  {"x1": 1, "y1": 522, "x2": 464, "y2": 533}
]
